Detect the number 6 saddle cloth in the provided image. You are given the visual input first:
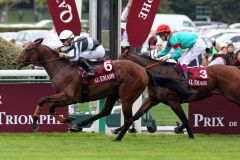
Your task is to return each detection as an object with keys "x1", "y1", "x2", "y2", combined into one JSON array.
[{"x1": 78, "y1": 60, "x2": 116, "y2": 85}]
